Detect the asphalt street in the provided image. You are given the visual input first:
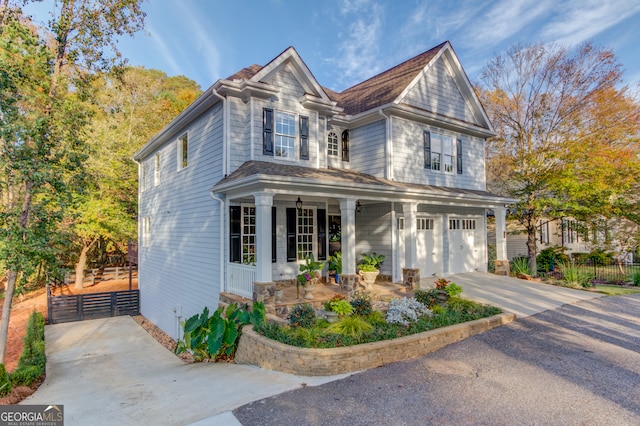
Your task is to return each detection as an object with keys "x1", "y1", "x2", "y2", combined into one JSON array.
[{"x1": 234, "y1": 294, "x2": 640, "y2": 425}]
